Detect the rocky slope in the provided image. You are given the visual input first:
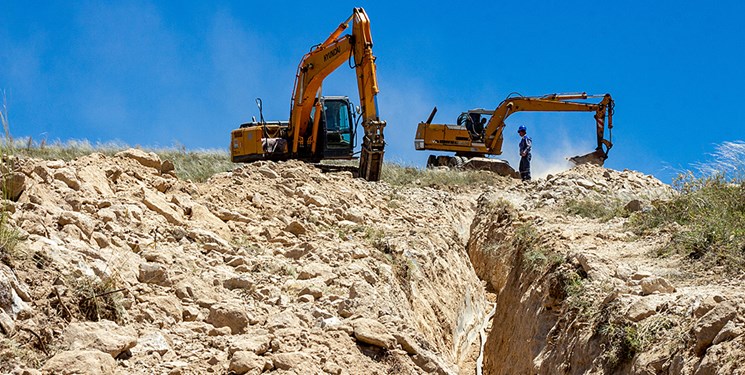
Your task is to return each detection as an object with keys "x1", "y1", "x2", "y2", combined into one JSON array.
[
  {"x1": 1, "y1": 151, "x2": 743, "y2": 374},
  {"x1": 1, "y1": 150, "x2": 490, "y2": 374}
]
